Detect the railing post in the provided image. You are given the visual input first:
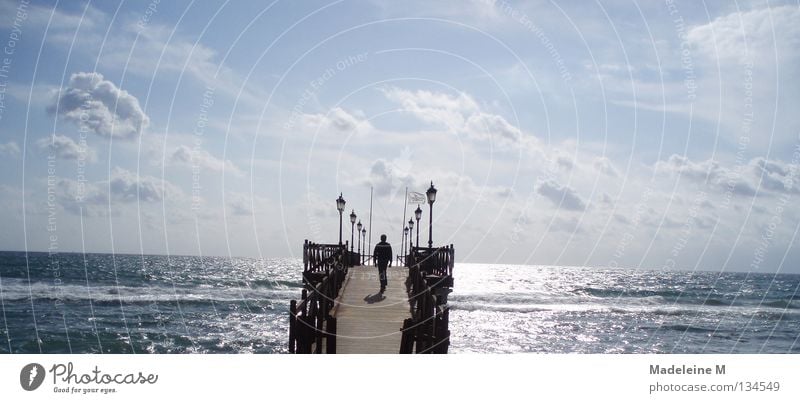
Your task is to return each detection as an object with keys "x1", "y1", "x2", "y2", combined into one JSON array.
[
  {"x1": 315, "y1": 296, "x2": 323, "y2": 354},
  {"x1": 326, "y1": 316, "x2": 336, "y2": 354},
  {"x1": 289, "y1": 300, "x2": 297, "y2": 353}
]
